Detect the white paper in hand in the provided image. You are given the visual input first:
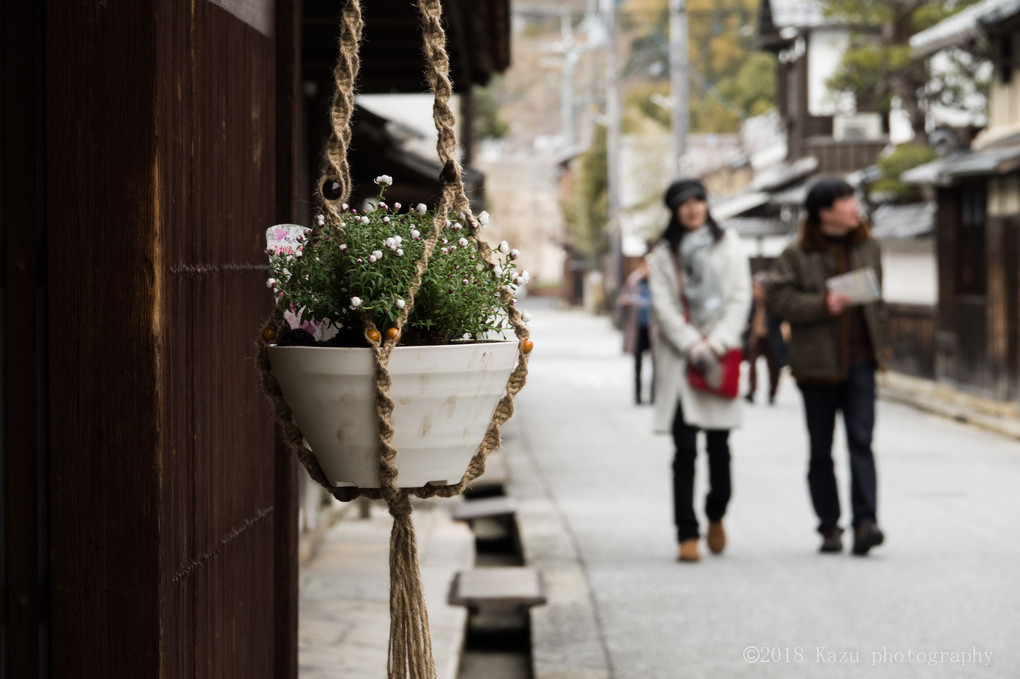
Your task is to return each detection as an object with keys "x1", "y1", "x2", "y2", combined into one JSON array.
[{"x1": 826, "y1": 267, "x2": 880, "y2": 306}]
